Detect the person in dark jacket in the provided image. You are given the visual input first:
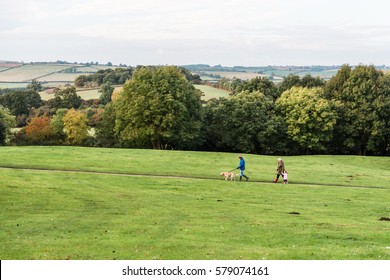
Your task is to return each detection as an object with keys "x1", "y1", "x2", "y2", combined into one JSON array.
[{"x1": 237, "y1": 155, "x2": 249, "y2": 181}]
